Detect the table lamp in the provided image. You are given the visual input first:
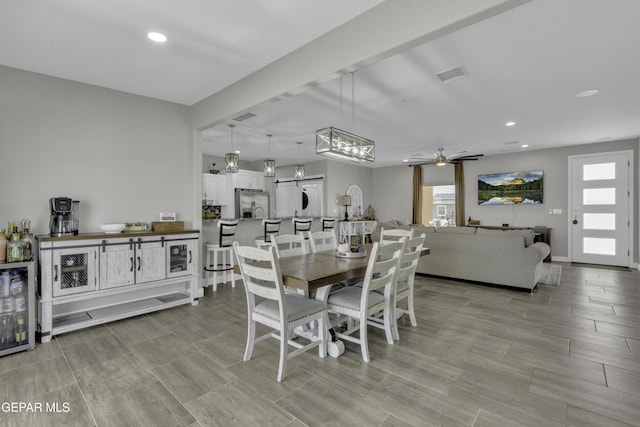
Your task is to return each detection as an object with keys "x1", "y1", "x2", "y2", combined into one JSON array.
[{"x1": 342, "y1": 195, "x2": 352, "y2": 221}]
